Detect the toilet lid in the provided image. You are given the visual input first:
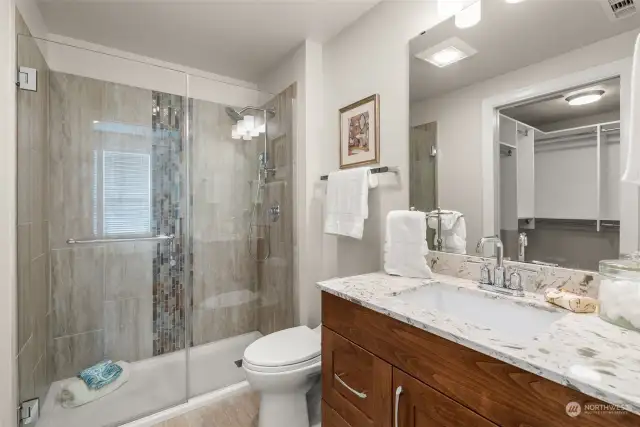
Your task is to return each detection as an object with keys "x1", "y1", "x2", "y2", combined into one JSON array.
[{"x1": 244, "y1": 326, "x2": 321, "y2": 367}]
